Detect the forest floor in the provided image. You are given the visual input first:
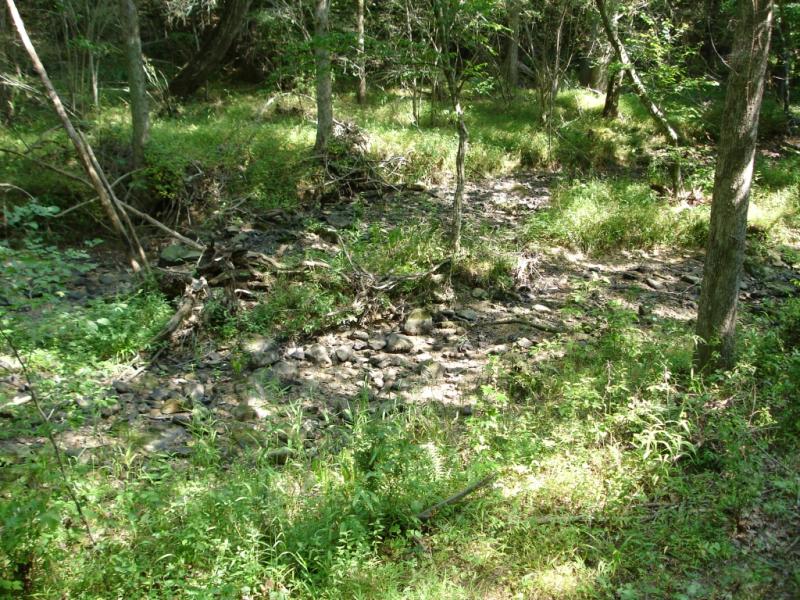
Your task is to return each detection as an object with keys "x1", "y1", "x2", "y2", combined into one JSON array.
[
  {"x1": 1, "y1": 90, "x2": 800, "y2": 598},
  {"x1": 6, "y1": 171, "x2": 797, "y2": 462}
]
